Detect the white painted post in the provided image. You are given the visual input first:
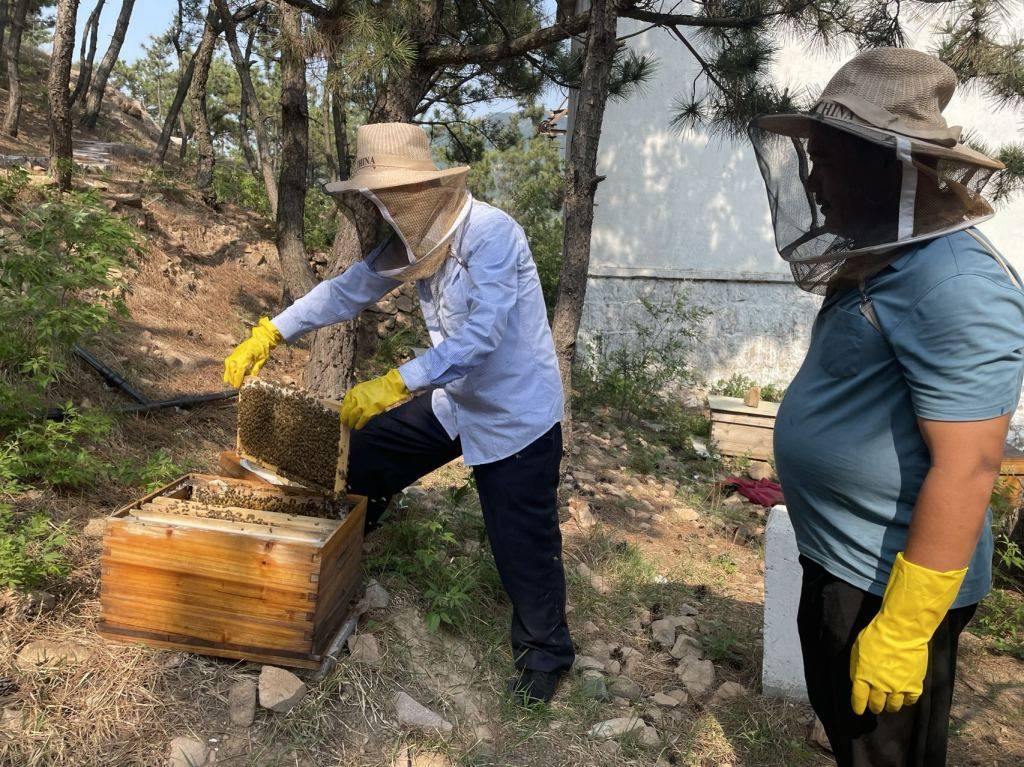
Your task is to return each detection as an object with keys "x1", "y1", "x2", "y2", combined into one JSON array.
[{"x1": 762, "y1": 504, "x2": 808, "y2": 700}]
